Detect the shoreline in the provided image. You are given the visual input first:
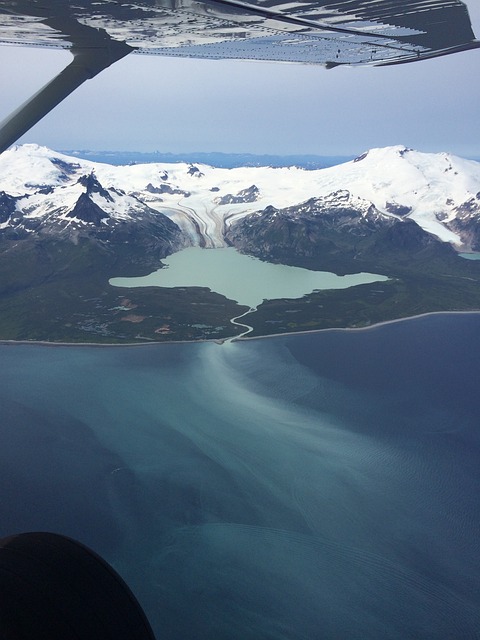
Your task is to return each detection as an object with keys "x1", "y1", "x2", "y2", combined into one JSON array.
[
  {"x1": 1, "y1": 310, "x2": 480, "y2": 348},
  {"x1": 240, "y1": 310, "x2": 480, "y2": 342}
]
